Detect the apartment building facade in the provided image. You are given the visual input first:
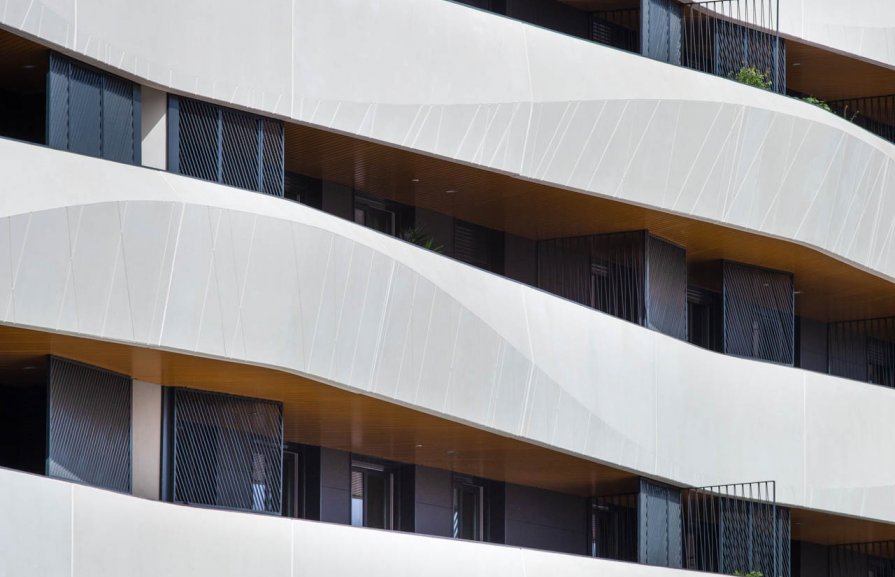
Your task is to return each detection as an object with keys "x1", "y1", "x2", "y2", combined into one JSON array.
[{"x1": 1, "y1": 0, "x2": 895, "y2": 576}]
